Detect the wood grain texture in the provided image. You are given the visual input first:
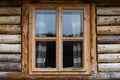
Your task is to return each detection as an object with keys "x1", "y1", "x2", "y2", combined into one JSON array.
[
  {"x1": 98, "y1": 63, "x2": 120, "y2": 71},
  {"x1": 0, "y1": 35, "x2": 21, "y2": 43},
  {"x1": 97, "y1": 7, "x2": 120, "y2": 15},
  {"x1": 0, "y1": 54, "x2": 21, "y2": 62},
  {"x1": 98, "y1": 44, "x2": 120, "y2": 53},
  {"x1": 0, "y1": 62, "x2": 21, "y2": 71},
  {"x1": 0, "y1": 25, "x2": 21, "y2": 34},
  {"x1": 97, "y1": 26, "x2": 120, "y2": 35},
  {"x1": 0, "y1": 44, "x2": 21, "y2": 53},
  {"x1": 97, "y1": 16, "x2": 120, "y2": 25},
  {"x1": 98, "y1": 36, "x2": 120, "y2": 44},
  {"x1": 98, "y1": 54, "x2": 120, "y2": 62},
  {"x1": 0, "y1": 16, "x2": 20, "y2": 24},
  {"x1": 0, "y1": 7, "x2": 21, "y2": 15},
  {"x1": 0, "y1": 0, "x2": 21, "y2": 6}
]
